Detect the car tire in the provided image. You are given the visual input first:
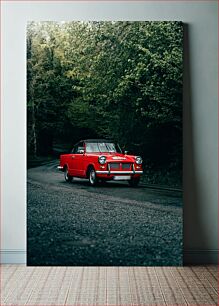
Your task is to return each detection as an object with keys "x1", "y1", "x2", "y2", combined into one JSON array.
[
  {"x1": 128, "y1": 177, "x2": 140, "y2": 187},
  {"x1": 64, "y1": 166, "x2": 73, "y2": 182},
  {"x1": 88, "y1": 168, "x2": 98, "y2": 186}
]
